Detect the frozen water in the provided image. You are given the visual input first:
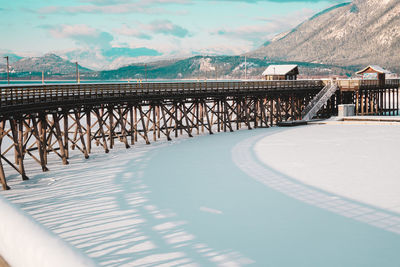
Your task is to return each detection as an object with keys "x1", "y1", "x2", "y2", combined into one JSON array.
[{"x1": 2, "y1": 126, "x2": 400, "y2": 266}]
